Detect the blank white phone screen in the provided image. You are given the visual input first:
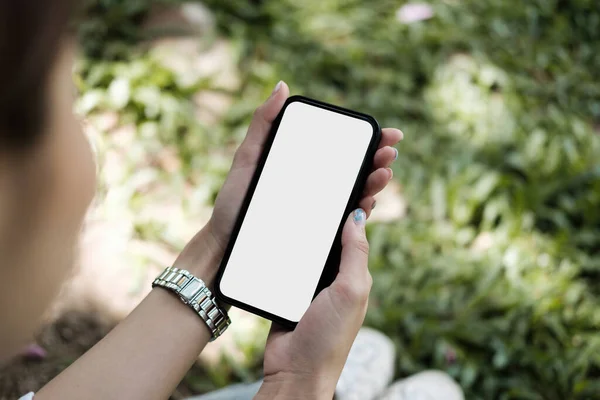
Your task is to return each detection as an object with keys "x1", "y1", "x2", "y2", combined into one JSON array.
[{"x1": 219, "y1": 101, "x2": 373, "y2": 322}]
